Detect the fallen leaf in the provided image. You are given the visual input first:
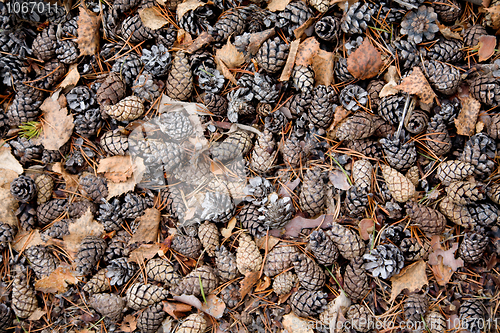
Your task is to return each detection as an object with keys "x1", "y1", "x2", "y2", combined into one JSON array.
[
  {"x1": 293, "y1": 16, "x2": 316, "y2": 40},
  {"x1": 282, "y1": 313, "x2": 314, "y2": 333},
  {"x1": 128, "y1": 243, "x2": 162, "y2": 264},
  {"x1": 97, "y1": 156, "x2": 134, "y2": 182},
  {"x1": 106, "y1": 177, "x2": 136, "y2": 200},
  {"x1": 430, "y1": 257, "x2": 454, "y2": 286},
  {"x1": 278, "y1": 178, "x2": 301, "y2": 198},
  {"x1": 215, "y1": 56, "x2": 237, "y2": 85},
  {"x1": 428, "y1": 236, "x2": 463, "y2": 286},
  {"x1": 255, "y1": 235, "x2": 281, "y2": 251},
  {"x1": 312, "y1": 49, "x2": 334, "y2": 86},
  {"x1": 328, "y1": 168, "x2": 351, "y2": 191},
  {"x1": 284, "y1": 214, "x2": 334, "y2": 238},
  {"x1": 177, "y1": 0, "x2": 204, "y2": 19},
  {"x1": 347, "y1": 39, "x2": 383, "y2": 80},
  {"x1": 379, "y1": 66, "x2": 400, "y2": 98},
  {"x1": 34, "y1": 93, "x2": 74, "y2": 151},
  {"x1": 483, "y1": 6, "x2": 500, "y2": 31},
  {"x1": 327, "y1": 106, "x2": 351, "y2": 137},
  {"x1": 27, "y1": 308, "x2": 46, "y2": 321},
  {"x1": 267, "y1": 0, "x2": 292, "y2": 12},
  {"x1": 59, "y1": 64, "x2": 80, "y2": 90},
  {"x1": 0, "y1": 168, "x2": 19, "y2": 189},
  {"x1": 120, "y1": 314, "x2": 137, "y2": 333},
  {"x1": 295, "y1": 37, "x2": 320, "y2": 67},
  {"x1": 139, "y1": 6, "x2": 168, "y2": 30},
  {"x1": 221, "y1": 217, "x2": 236, "y2": 238},
  {"x1": 455, "y1": 95, "x2": 481, "y2": 136},
  {"x1": 395, "y1": 67, "x2": 437, "y2": 110},
  {"x1": 358, "y1": 218, "x2": 374, "y2": 241},
  {"x1": 279, "y1": 40, "x2": 300, "y2": 82},
  {"x1": 174, "y1": 294, "x2": 226, "y2": 319},
  {"x1": 255, "y1": 276, "x2": 271, "y2": 292},
  {"x1": 52, "y1": 162, "x2": 79, "y2": 192},
  {"x1": 12, "y1": 229, "x2": 44, "y2": 252},
  {"x1": 437, "y1": 22, "x2": 462, "y2": 40},
  {"x1": 0, "y1": 188, "x2": 19, "y2": 227},
  {"x1": 240, "y1": 271, "x2": 260, "y2": 299},
  {"x1": 186, "y1": 32, "x2": 214, "y2": 54},
  {"x1": 319, "y1": 291, "x2": 350, "y2": 327},
  {"x1": 35, "y1": 263, "x2": 78, "y2": 294},
  {"x1": 0, "y1": 144, "x2": 23, "y2": 175},
  {"x1": 478, "y1": 35, "x2": 497, "y2": 62},
  {"x1": 129, "y1": 208, "x2": 161, "y2": 244},
  {"x1": 76, "y1": 6, "x2": 101, "y2": 56},
  {"x1": 215, "y1": 39, "x2": 246, "y2": 70},
  {"x1": 163, "y1": 301, "x2": 192, "y2": 320},
  {"x1": 246, "y1": 28, "x2": 276, "y2": 57},
  {"x1": 174, "y1": 28, "x2": 193, "y2": 49},
  {"x1": 389, "y1": 260, "x2": 428, "y2": 302}
]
